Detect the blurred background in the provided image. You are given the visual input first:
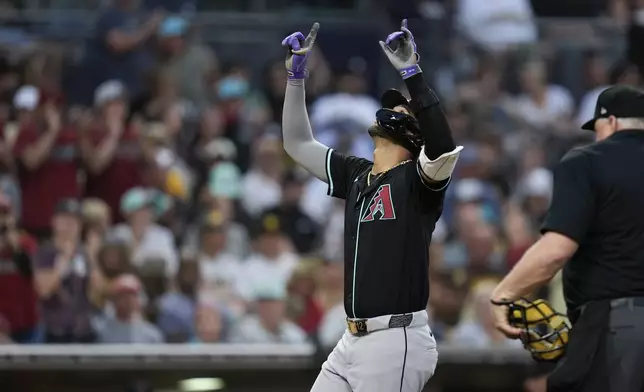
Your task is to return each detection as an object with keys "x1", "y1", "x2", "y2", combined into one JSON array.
[{"x1": 0, "y1": 0, "x2": 639, "y2": 391}]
